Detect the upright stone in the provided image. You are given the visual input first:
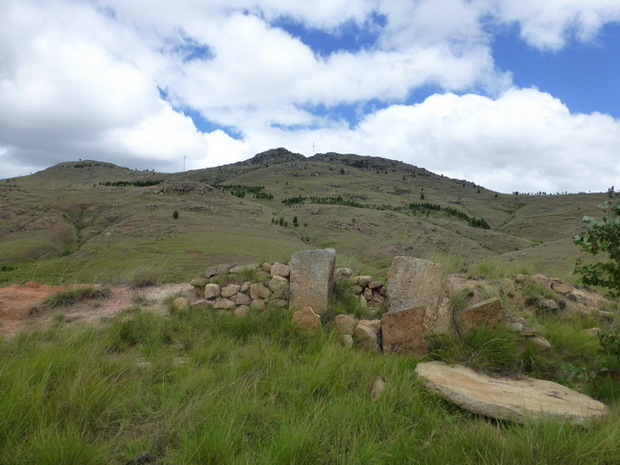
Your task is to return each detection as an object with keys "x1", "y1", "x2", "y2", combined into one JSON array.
[
  {"x1": 381, "y1": 306, "x2": 427, "y2": 356},
  {"x1": 387, "y1": 256, "x2": 453, "y2": 334},
  {"x1": 289, "y1": 248, "x2": 336, "y2": 314}
]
